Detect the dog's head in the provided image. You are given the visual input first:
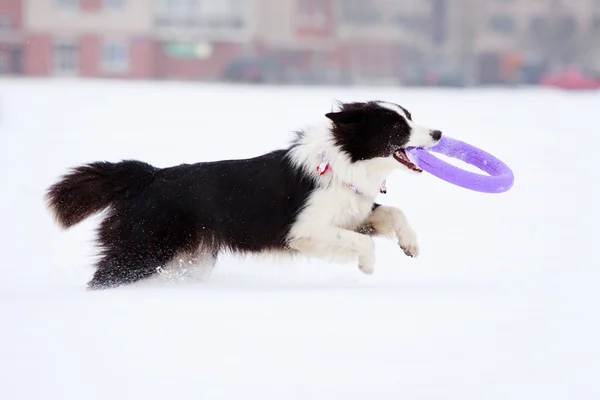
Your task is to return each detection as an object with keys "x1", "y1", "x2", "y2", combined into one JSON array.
[{"x1": 326, "y1": 101, "x2": 442, "y2": 172}]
